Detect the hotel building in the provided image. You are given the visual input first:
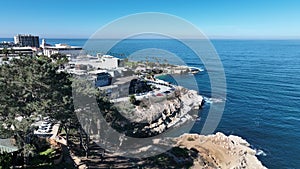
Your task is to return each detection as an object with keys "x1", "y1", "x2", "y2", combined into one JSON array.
[{"x1": 14, "y1": 34, "x2": 40, "y2": 48}]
